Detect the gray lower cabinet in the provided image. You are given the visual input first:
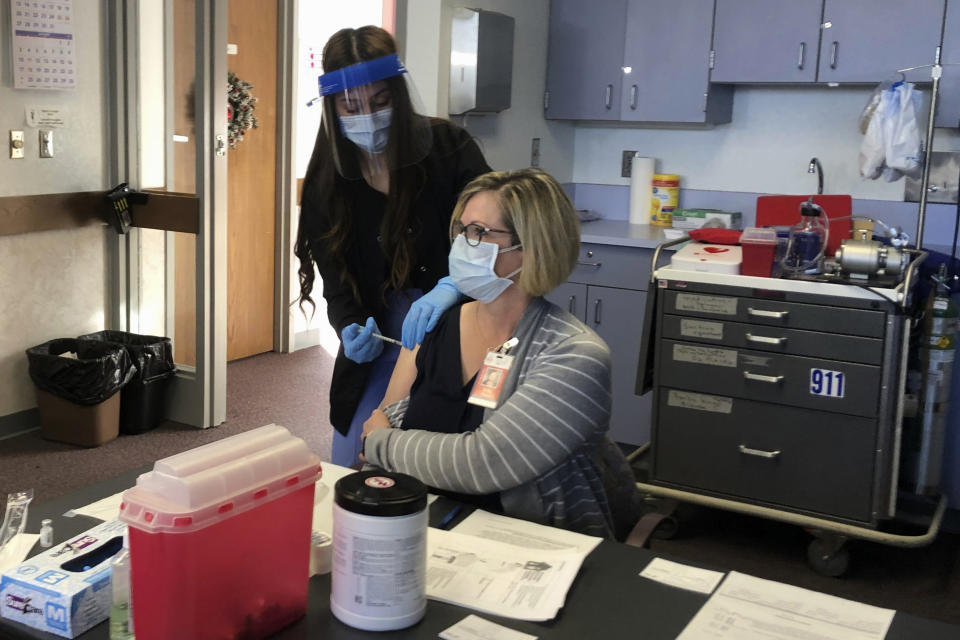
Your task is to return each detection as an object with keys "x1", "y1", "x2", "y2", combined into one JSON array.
[
  {"x1": 711, "y1": 0, "x2": 823, "y2": 83},
  {"x1": 936, "y1": 0, "x2": 960, "y2": 128},
  {"x1": 544, "y1": 244, "x2": 652, "y2": 446}
]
